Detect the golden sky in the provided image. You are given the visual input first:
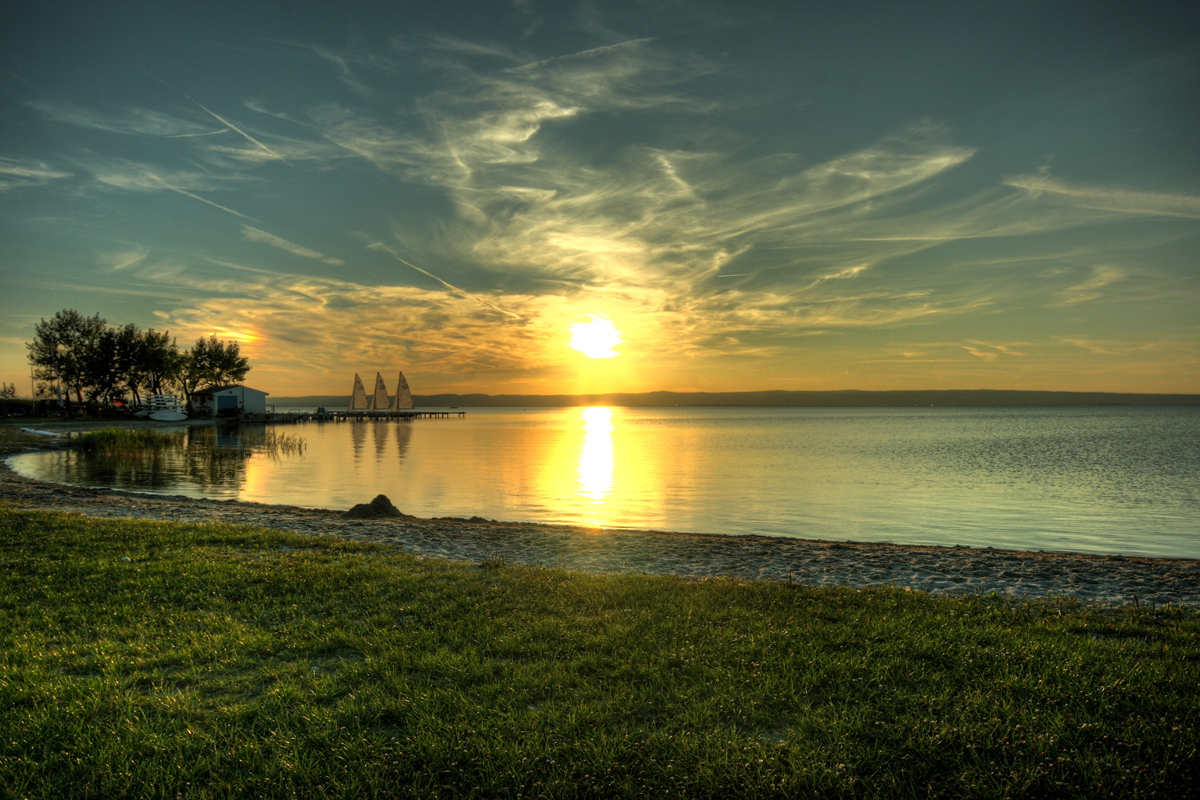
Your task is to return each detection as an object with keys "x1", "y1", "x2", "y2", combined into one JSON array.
[{"x1": 2, "y1": 1, "x2": 1198, "y2": 397}]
